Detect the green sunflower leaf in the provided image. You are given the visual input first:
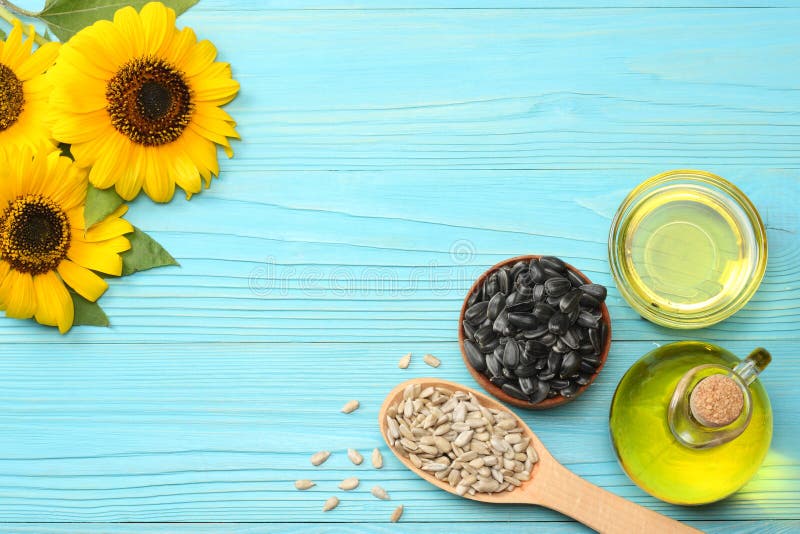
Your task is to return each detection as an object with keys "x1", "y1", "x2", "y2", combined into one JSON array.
[
  {"x1": 0, "y1": 28, "x2": 6, "y2": 41},
  {"x1": 38, "y1": 0, "x2": 199, "y2": 42},
  {"x1": 84, "y1": 184, "x2": 124, "y2": 229},
  {"x1": 121, "y1": 226, "x2": 179, "y2": 276},
  {"x1": 71, "y1": 290, "x2": 110, "y2": 327}
]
